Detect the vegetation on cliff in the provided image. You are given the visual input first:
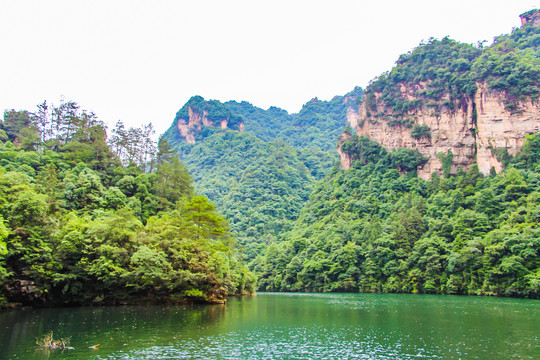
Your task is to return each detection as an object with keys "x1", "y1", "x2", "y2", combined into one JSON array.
[
  {"x1": 161, "y1": 90, "x2": 363, "y2": 261},
  {"x1": 363, "y1": 12, "x2": 539, "y2": 120},
  {"x1": 0, "y1": 101, "x2": 255, "y2": 308},
  {"x1": 164, "y1": 87, "x2": 363, "y2": 152},
  {"x1": 178, "y1": 131, "x2": 336, "y2": 261},
  {"x1": 366, "y1": 37, "x2": 480, "y2": 117},
  {"x1": 473, "y1": 18, "x2": 540, "y2": 109},
  {"x1": 251, "y1": 134, "x2": 540, "y2": 298}
]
